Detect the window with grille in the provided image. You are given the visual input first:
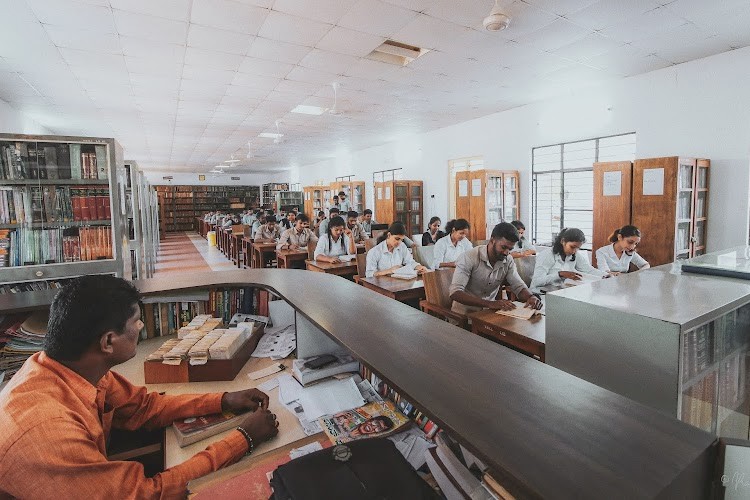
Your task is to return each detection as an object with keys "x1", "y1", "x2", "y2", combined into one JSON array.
[{"x1": 531, "y1": 133, "x2": 636, "y2": 249}]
